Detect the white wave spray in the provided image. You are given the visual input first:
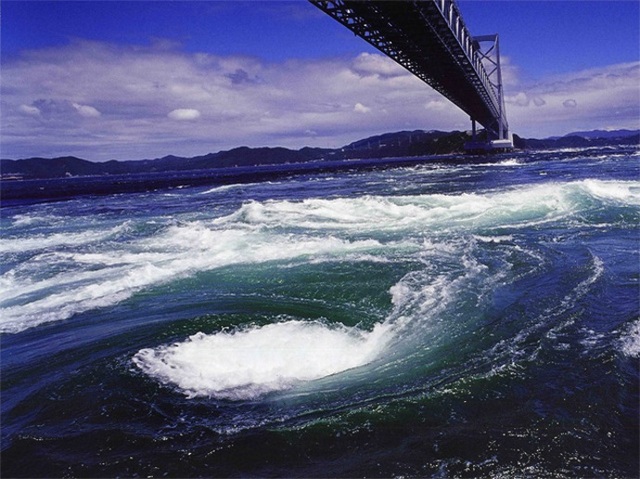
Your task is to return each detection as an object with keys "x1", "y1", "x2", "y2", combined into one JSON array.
[{"x1": 133, "y1": 319, "x2": 393, "y2": 400}]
